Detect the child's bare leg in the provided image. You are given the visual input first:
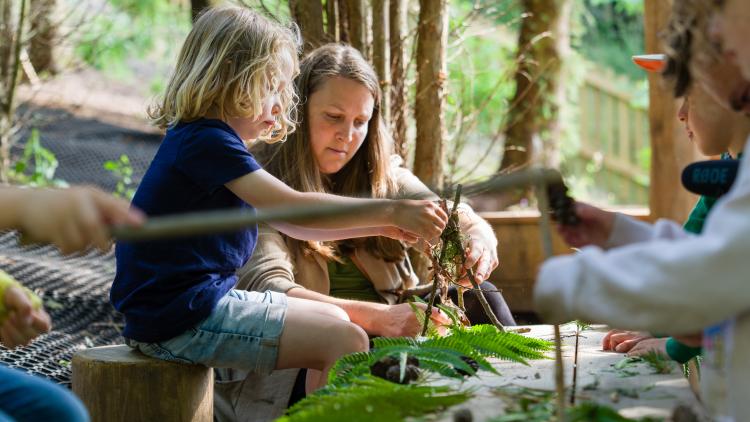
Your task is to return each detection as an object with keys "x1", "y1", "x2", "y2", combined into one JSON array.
[{"x1": 276, "y1": 297, "x2": 368, "y2": 391}]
